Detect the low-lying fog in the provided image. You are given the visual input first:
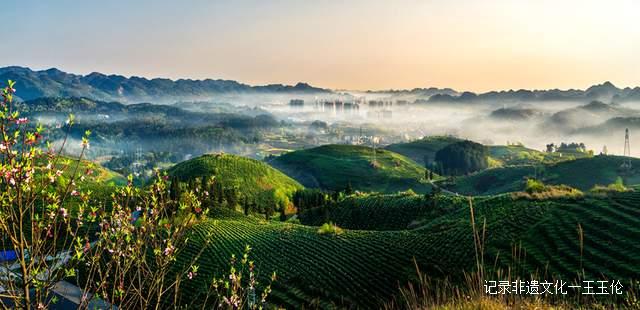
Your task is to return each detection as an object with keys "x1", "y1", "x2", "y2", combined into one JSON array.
[
  {"x1": 243, "y1": 93, "x2": 640, "y2": 157},
  {"x1": 44, "y1": 91, "x2": 640, "y2": 162}
]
